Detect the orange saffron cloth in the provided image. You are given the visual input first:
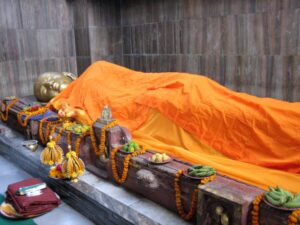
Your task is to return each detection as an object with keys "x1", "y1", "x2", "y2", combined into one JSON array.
[{"x1": 49, "y1": 61, "x2": 300, "y2": 192}]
